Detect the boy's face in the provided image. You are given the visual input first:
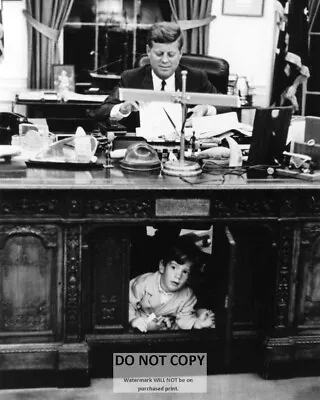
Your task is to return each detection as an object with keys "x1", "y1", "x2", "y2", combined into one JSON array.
[{"x1": 159, "y1": 259, "x2": 192, "y2": 292}]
